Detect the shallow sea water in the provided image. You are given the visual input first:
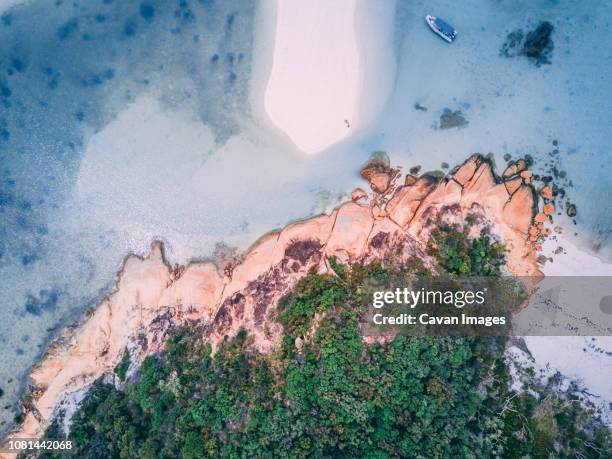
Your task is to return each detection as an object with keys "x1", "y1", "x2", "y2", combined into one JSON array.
[{"x1": 1, "y1": 0, "x2": 611, "y2": 433}]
